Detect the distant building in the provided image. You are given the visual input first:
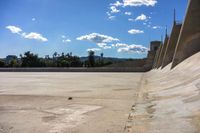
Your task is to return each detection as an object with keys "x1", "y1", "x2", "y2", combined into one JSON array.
[{"x1": 150, "y1": 41, "x2": 161, "y2": 52}]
